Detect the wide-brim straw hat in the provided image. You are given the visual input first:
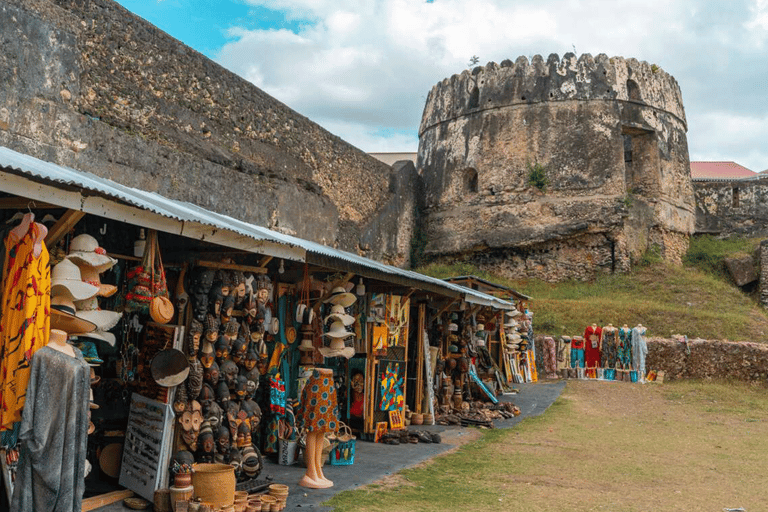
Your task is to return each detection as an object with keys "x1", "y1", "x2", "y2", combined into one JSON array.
[
  {"x1": 324, "y1": 304, "x2": 354, "y2": 326},
  {"x1": 74, "y1": 297, "x2": 122, "y2": 331},
  {"x1": 298, "y1": 336, "x2": 315, "y2": 352},
  {"x1": 504, "y1": 318, "x2": 518, "y2": 328},
  {"x1": 76, "y1": 265, "x2": 117, "y2": 298},
  {"x1": 51, "y1": 259, "x2": 100, "y2": 301},
  {"x1": 323, "y1": 320, "x2": 354, "y2": 339},
  {"x1": 325, "y1": 286, "x2": 356, "y2": 307},
  {"x1": 319, "y1": 338, "x2": 355, "y2": 359},
  {"x1": 50, "y1": 294, "x2": 97, "y2": 335},
  {"x1": 66, "y1": 234, "x2": 117, "y2": 273},
  {"x1": 76, "y1": 330, "x2": 117, "y2": 348}
]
